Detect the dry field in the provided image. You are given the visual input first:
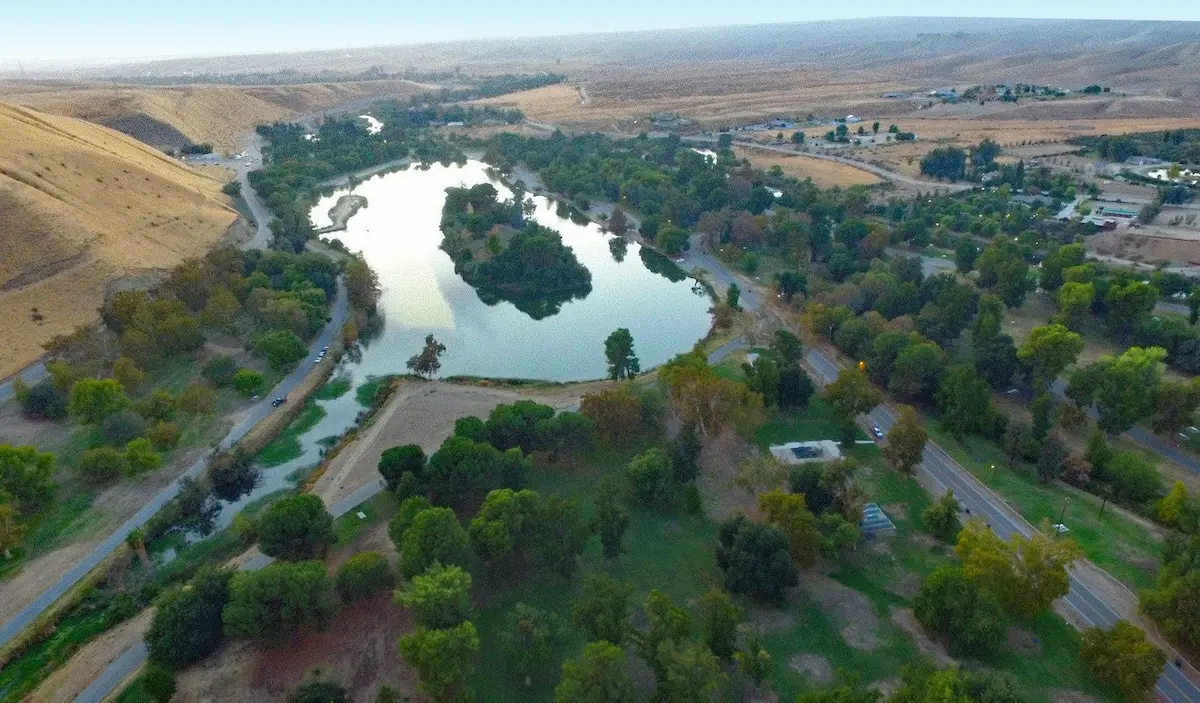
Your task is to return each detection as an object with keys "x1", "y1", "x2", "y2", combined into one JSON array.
[
  {"x1": 0, "y1": 101, "x2": 237, "y2": 379},
  {"x1": 0, "y1": 79, "x2": 431, "y2": 153},
  {"x1": 732, "y1": 147, "x2": 880, "y2": 188}
]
